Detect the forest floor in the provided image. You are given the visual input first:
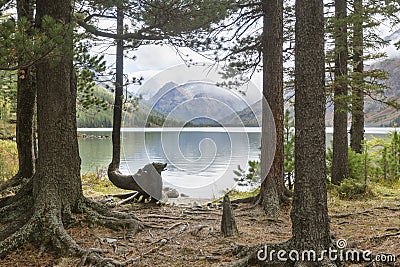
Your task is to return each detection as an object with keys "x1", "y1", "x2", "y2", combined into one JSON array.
[{"x1": 1, "y1": 179, "x2": 400, "y2": 267}]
